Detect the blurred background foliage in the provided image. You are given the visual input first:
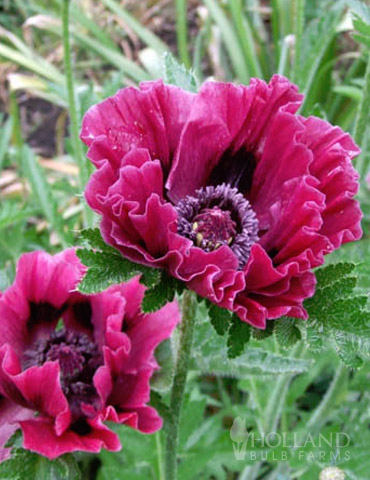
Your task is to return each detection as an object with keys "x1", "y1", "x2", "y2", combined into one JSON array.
[{"x1": 1, "y1": 0, "x2": 370, "y2": 479}]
